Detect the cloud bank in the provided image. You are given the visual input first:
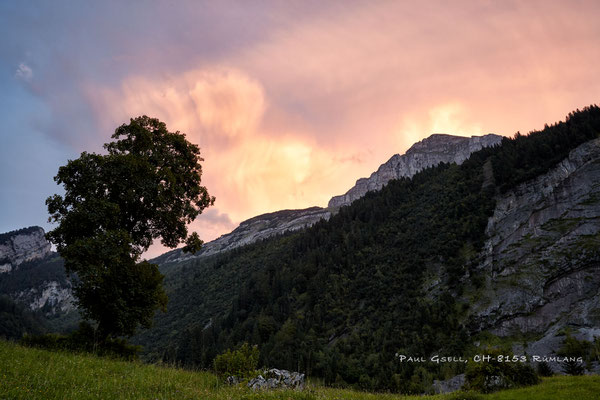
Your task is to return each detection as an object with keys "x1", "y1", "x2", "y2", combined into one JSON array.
[{"x1": 2, "y1": 1, "x2": 599, "y2": 256}]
